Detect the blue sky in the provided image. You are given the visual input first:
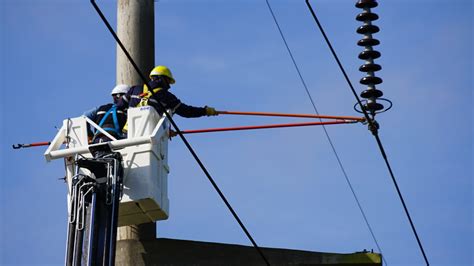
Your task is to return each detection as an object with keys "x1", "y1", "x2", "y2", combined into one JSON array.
[{"x1": 1, "y1": 0, "x2": 472, "y2": 265}]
